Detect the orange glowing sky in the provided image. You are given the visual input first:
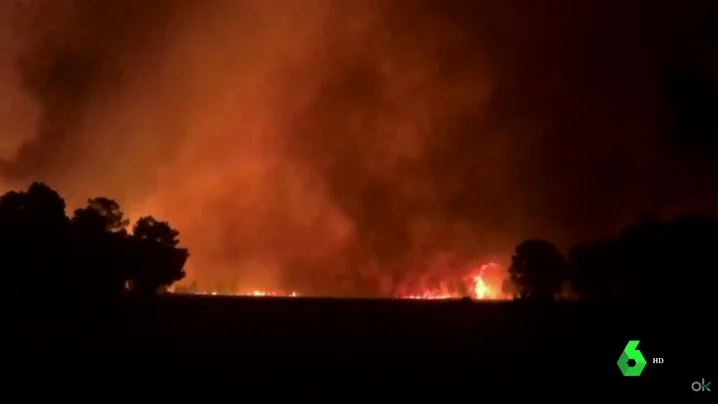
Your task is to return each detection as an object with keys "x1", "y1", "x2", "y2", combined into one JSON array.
[{"x1": 1, "y1": 0, "x2": 717, "y2": 295}]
